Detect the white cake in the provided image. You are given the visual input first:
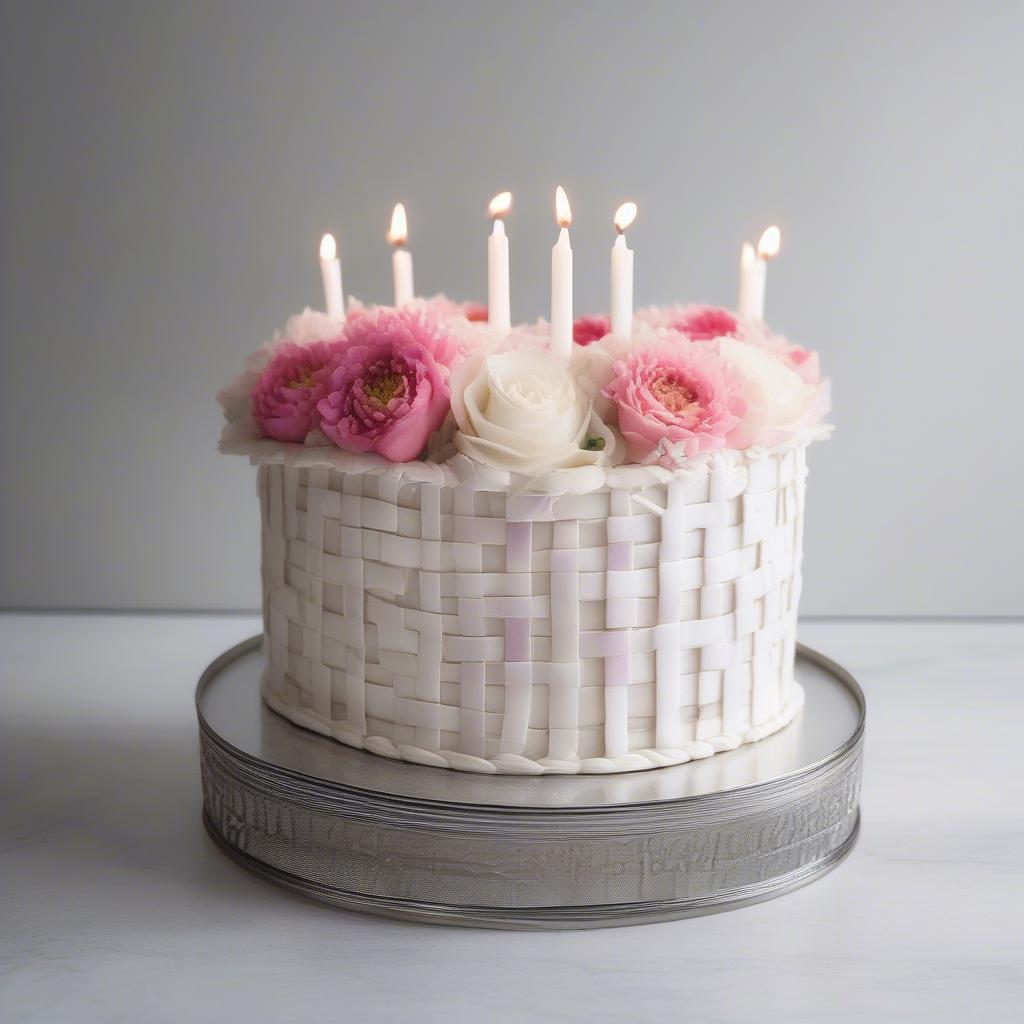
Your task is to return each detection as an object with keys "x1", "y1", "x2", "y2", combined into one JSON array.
[
  {"x1": 219, "y1": 294, "x2": 829, "y2": 775},
  {"x1": 256, "y1": 442, "x2": 807, "y2": 774}
]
